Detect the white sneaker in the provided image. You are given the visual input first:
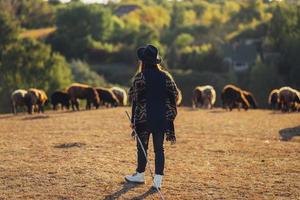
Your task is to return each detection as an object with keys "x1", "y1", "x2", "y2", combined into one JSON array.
[
  {"x1": 153, "y1": 174, "x2": 163, "y2": 189},
  {"x1": 124, "y1": 172, "x2": 145, "y2": 184}
]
